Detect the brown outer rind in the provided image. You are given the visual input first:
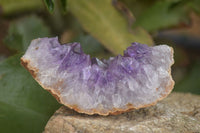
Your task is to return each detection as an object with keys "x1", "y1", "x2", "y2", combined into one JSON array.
[
  {"x1": 20, "y1": 59, "x2": 38, "y2": 78},
  {"x1": 20, "y1": 47, "x2": 174, "y2": 116}
]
